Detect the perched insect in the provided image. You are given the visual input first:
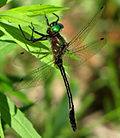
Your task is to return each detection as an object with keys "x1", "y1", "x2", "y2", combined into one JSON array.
[{"x1": 16, "y1": 6, "x2": 106, "y2": 131}]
